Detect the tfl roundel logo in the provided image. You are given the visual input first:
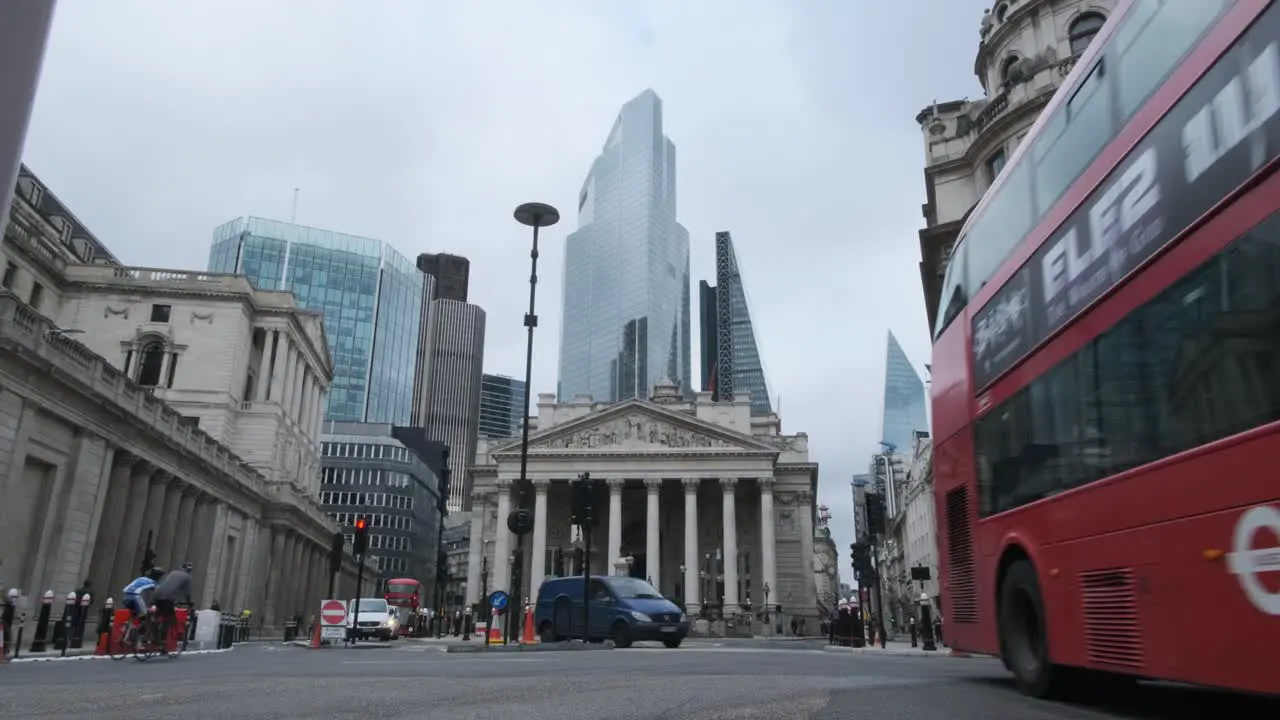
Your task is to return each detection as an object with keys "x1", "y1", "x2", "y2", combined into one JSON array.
[{"x1": 1226, "y1": 505, "x2": 1280, "y2": 616}]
